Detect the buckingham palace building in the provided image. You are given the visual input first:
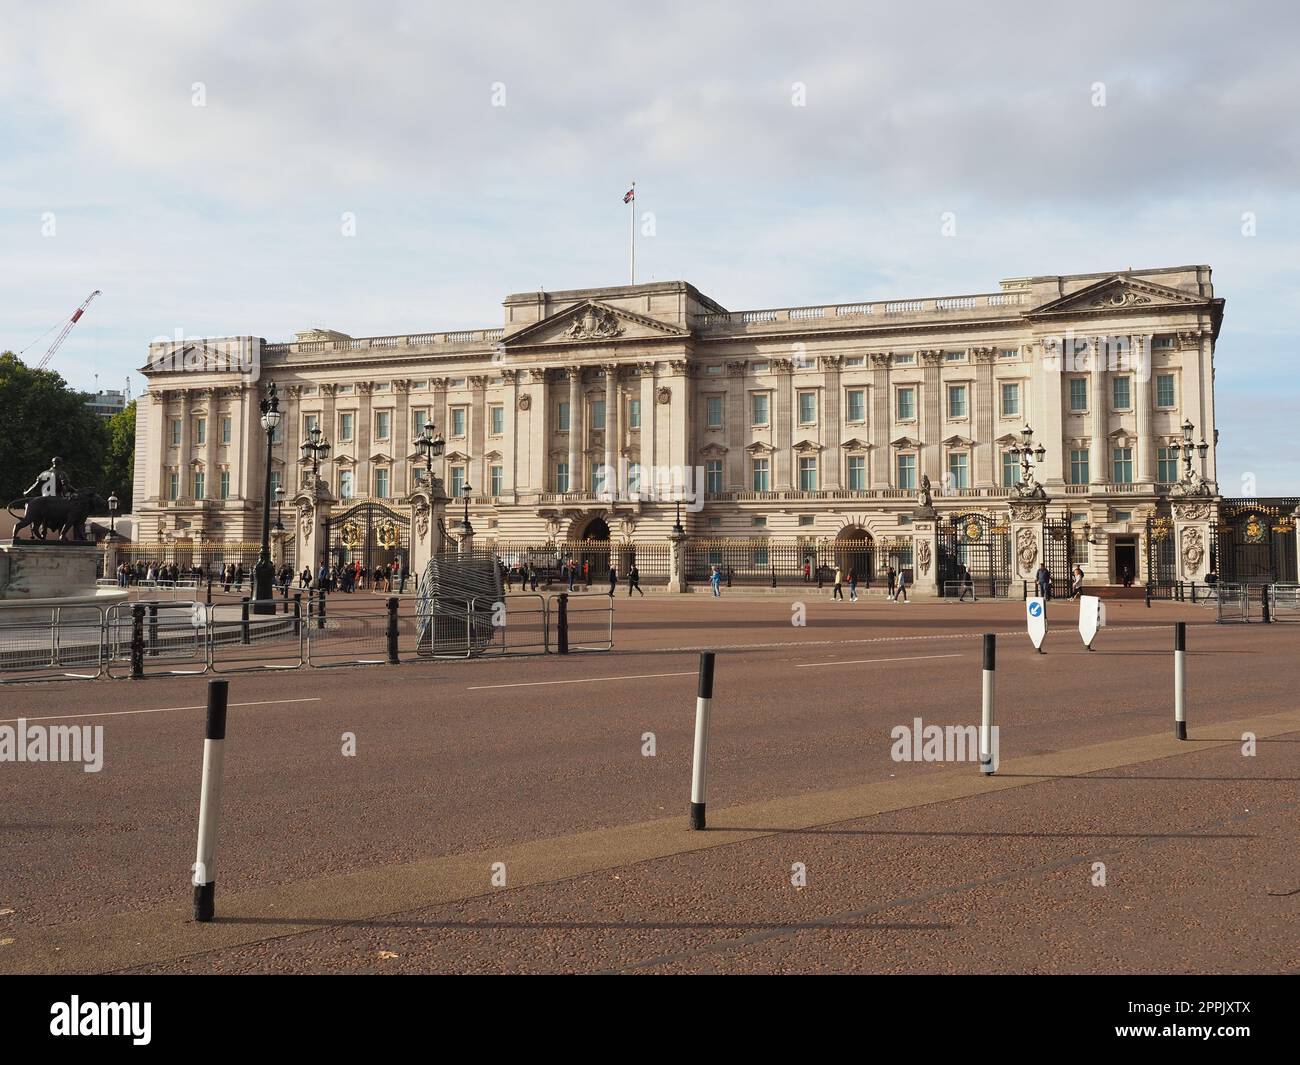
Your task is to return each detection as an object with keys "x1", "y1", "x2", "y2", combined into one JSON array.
[{"x1": 130, "y1": 264, "x2": 1293, "y2": 594}]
